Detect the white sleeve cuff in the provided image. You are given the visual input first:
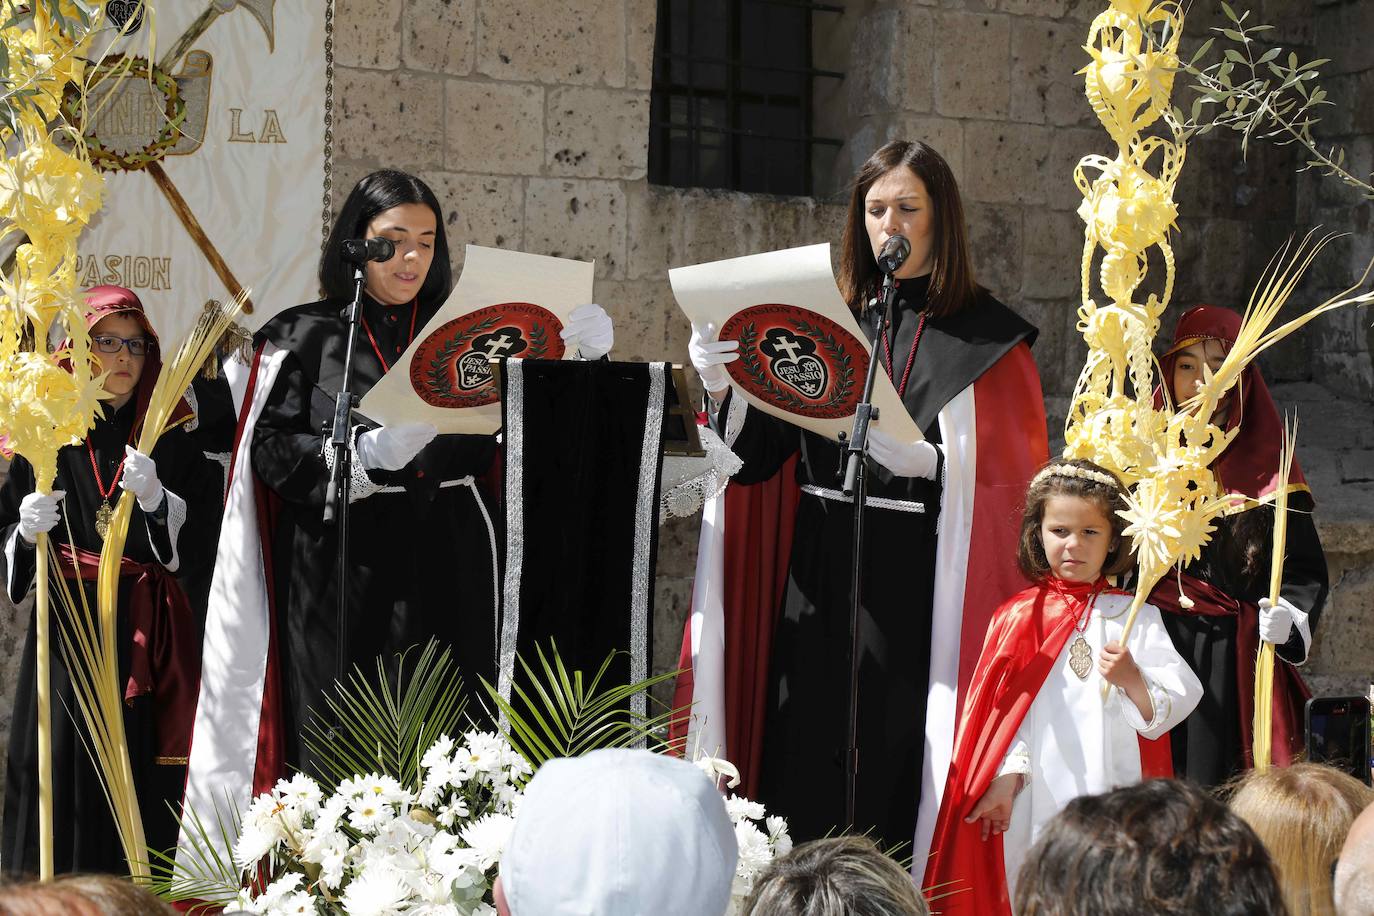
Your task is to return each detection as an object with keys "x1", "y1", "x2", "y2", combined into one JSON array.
[
  {"x1": 996, "y1": 738, "x2": 1032, "y2": 778},
  {"x1": 323, "y1": 426, "x2": 384, "y2": 503},
  {"x1": 722, "y1": 391, "x2": 748, "y2": 449},
  {"x1": 145, "y1": 489, "x2": 188, "y2": 572},
  {"x1": 5, "y1": 525, "x2": 31, "y2": 601},
  {"x1": 1289, "y1": 601, "x2": 1313, "y2": 665},
  {"x1": 1118, "y1": 673, "x2": 1172, "y2": 738}
]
